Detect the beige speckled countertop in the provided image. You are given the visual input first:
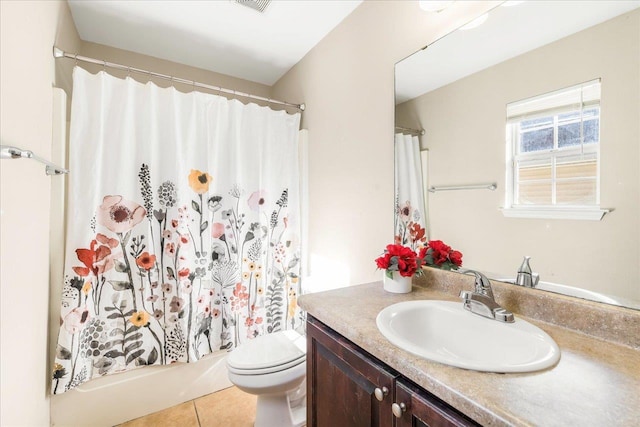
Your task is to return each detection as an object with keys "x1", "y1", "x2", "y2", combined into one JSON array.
[{"x1": 298, "y1": 270, "x2": 640, "y2": 427}]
